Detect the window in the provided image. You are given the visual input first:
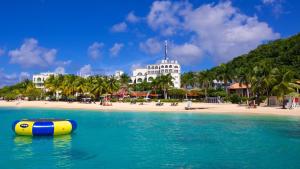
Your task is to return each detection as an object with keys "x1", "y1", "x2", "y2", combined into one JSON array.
[
  {"x1": 165, "y1": 70, "x2": 168, "y2": 73},
  {"x1": 155, "y1": 66, "x2": 158, "y2": 69},
  {"x1": 165, "y1": 65, "x2": 168, "y2": 68},
  {"x1": 174, "y1": 66, "x2": 178, "y2": 68},
  {"x1": 161, "y1": 70, "x2": 164, "y2": 73},
  {"x1": 137, "y1": 72, "x2": 143, "y2": 76},
  {"x1": 174, "y1": 70, "x2": 178, "y2": 73},
  {"x1": 37, "y1": 77, "x2": 42, "y2": 82},
  {"x1": 148, "y1": 77, "x2": 154, "y2": 82},
  {"x1": 161, "y1": 65, "x2": 164, "y2": 68},
  {"x1": 148, "y1": 66, "x2": 151, "y2": 69},
  {"x1": 169, "y1": 65, "x2": 172, "y2": 68},
  {"x1": 151, "y1": 66, "x2": 154, "y2": 69},
  {"x1": 169, "y1": 69, "x2": 172, "y2": 73},
  {"x1": 137, "y1": 78, "x2": 143, "y2": 82}
]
